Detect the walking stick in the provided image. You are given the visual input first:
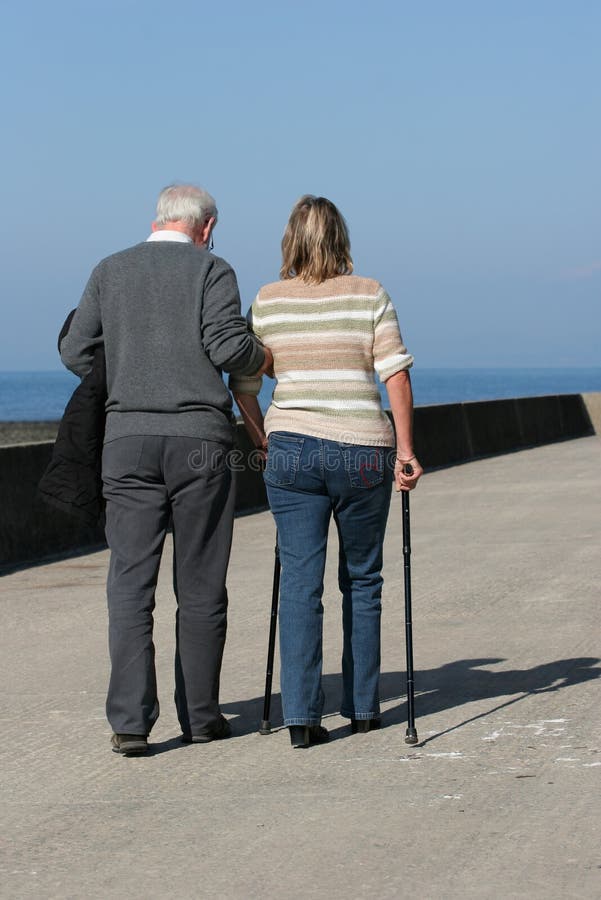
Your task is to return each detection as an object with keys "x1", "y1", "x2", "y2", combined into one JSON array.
[
  {"x1": 401, "y1": 467, "x2": 418, "y2": 745},
  {"x1": 259, "y1": 541, "x2": 281, "y2": 734}
]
